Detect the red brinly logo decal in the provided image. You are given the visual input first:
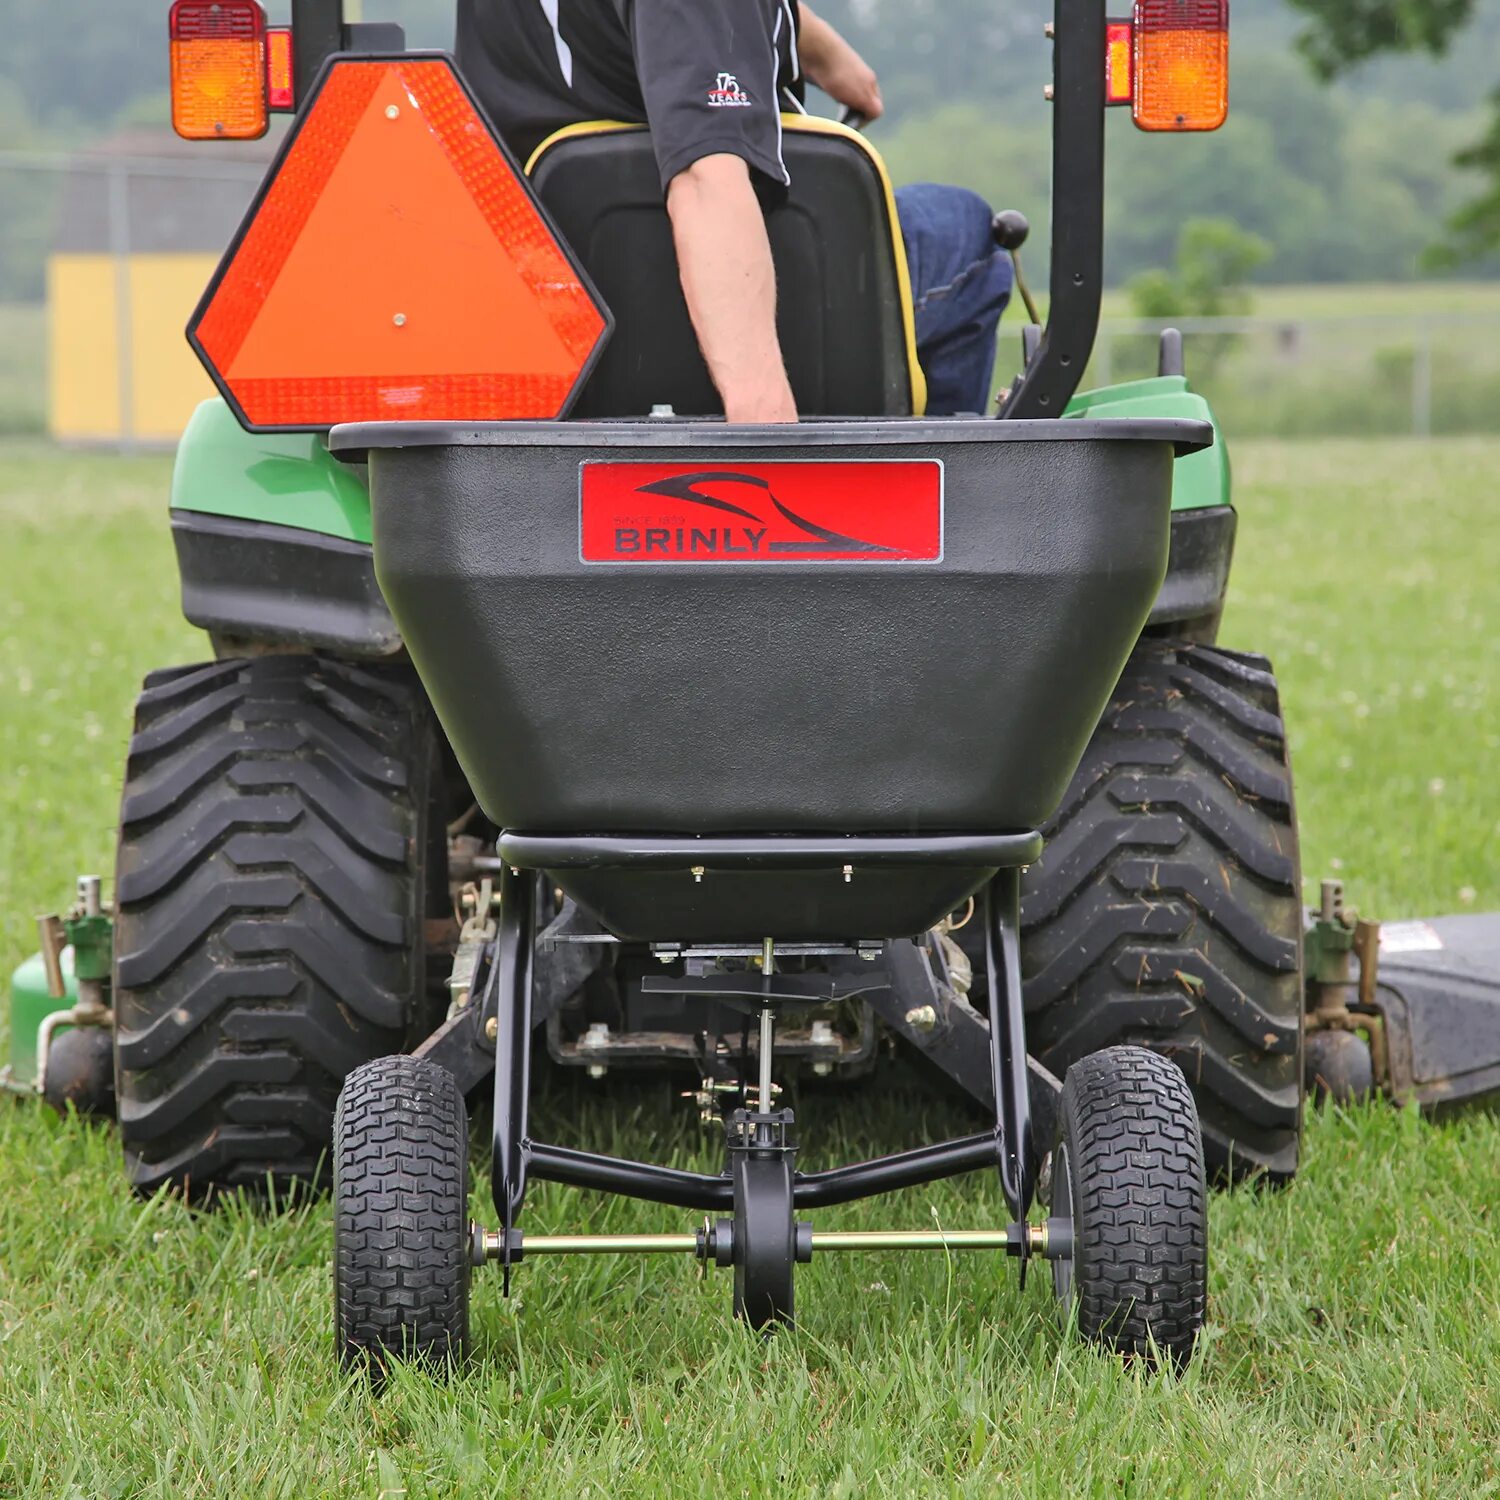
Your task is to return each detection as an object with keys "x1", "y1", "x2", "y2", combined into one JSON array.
[{"x1": 579, "y1": 461, "x2": 944, "y2": 564}]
